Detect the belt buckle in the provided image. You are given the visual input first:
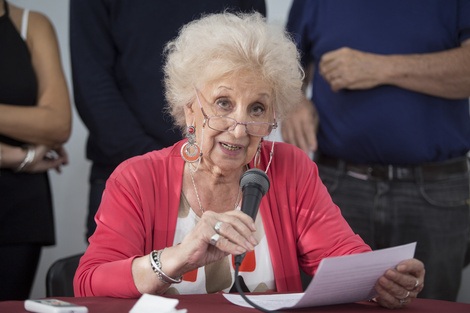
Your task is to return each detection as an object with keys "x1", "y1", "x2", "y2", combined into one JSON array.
[
  {"x1": 366, "y1": 165, "x2": 393, "y2": 180},
  {"x1": 368, "y1": 165, "x2": 390, "y2": 180}
]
